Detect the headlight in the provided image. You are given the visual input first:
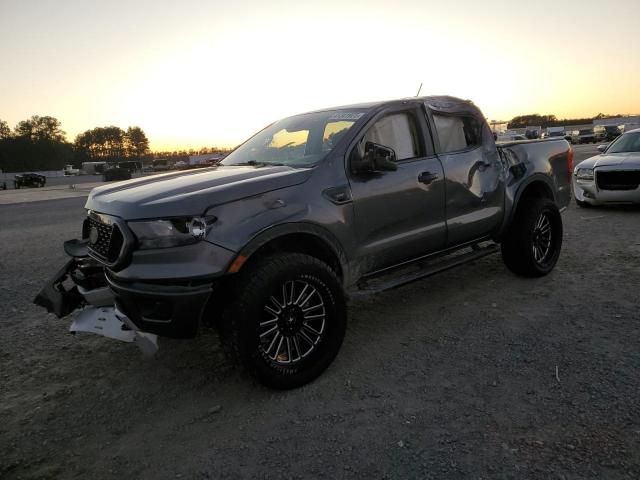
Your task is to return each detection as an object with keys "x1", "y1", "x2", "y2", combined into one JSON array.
[
  {"x1": 575, "y1": 168, "x2": 594, "y2": 181},
  {"x1": 128, "y1": 216, "x2": 217, "y2": 249}
]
